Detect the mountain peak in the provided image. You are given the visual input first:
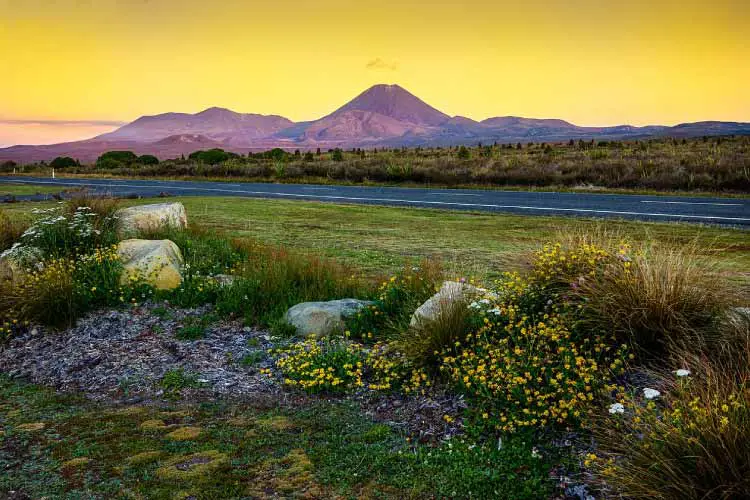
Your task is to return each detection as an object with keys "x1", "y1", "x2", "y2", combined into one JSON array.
[{"x1": 332, "y1": 83, "x2": 449, "y2": 126}]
